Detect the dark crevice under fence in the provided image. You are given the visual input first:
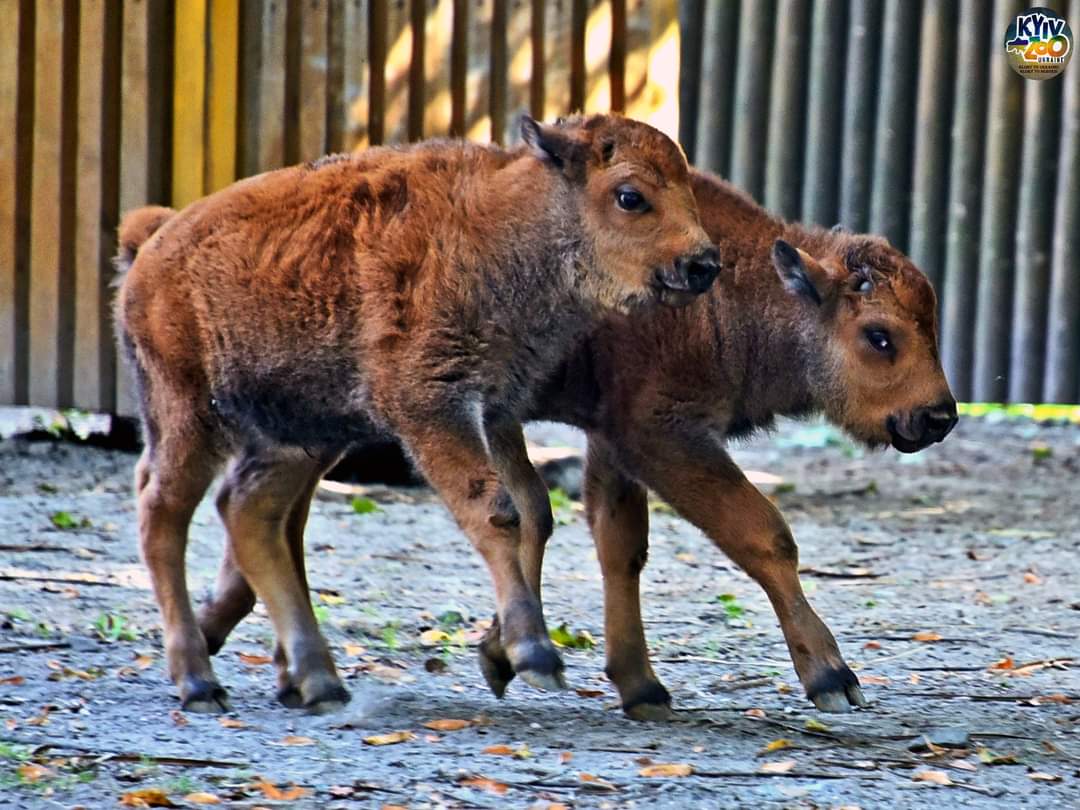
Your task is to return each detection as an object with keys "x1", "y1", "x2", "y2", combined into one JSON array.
[{"x1": 680, "y1": 0, "x2": 1080, "y2": 404}]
